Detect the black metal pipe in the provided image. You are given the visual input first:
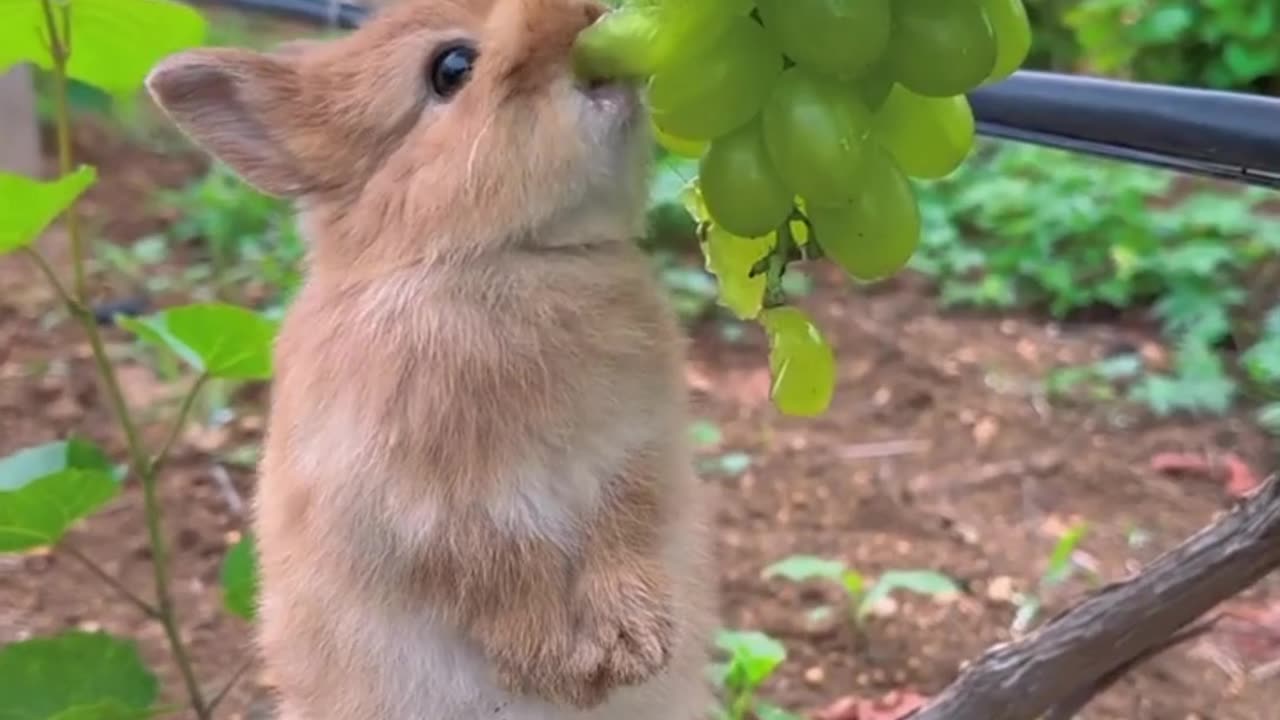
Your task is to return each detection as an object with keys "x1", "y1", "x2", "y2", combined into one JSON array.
[
  {"x1": 967, "y1": 71, "x2": 1280, "y2": 188},
  {"x1": 191, "y1": 0, "x2": 1280, "y2": 189}
]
